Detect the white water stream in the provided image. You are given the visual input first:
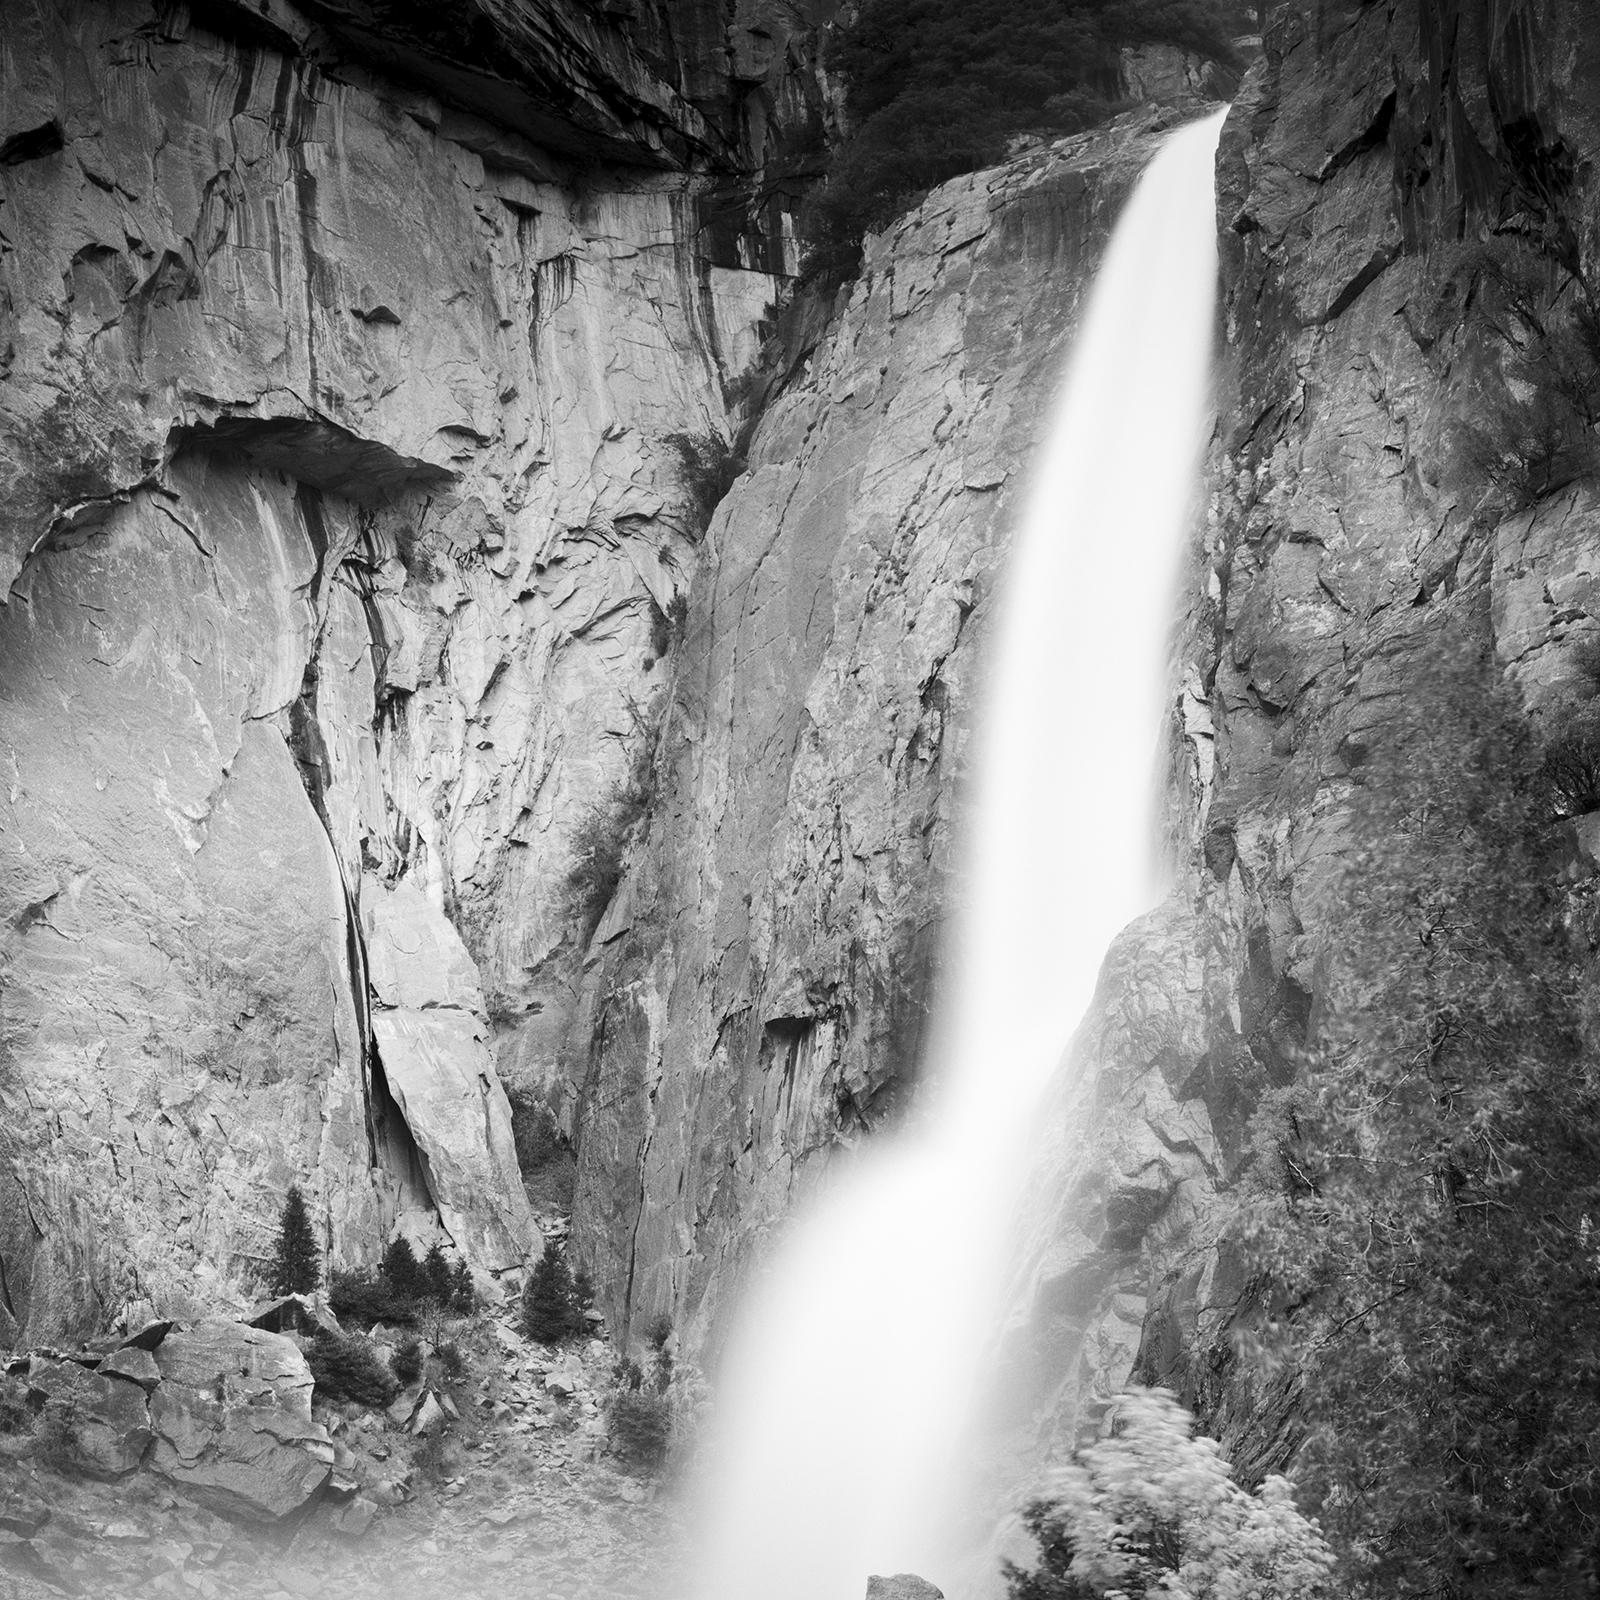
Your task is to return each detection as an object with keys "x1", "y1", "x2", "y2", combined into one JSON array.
[{"x1": 684, "y1": 109, "x2": 1227, "y2": 1600}]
